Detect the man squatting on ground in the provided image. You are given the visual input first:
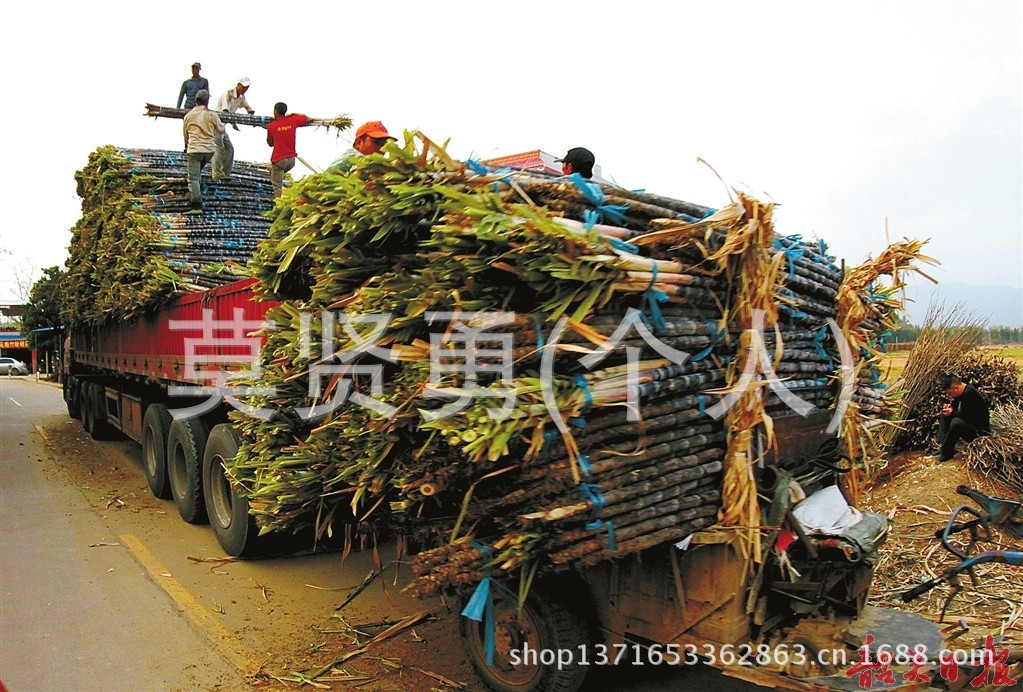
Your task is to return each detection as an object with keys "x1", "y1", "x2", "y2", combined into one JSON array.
[{"x1": 936, "y1": 374, "x2": 990, "y2": 462}]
